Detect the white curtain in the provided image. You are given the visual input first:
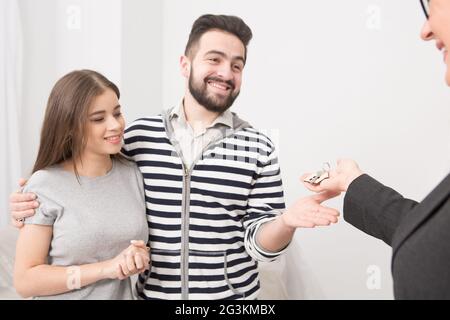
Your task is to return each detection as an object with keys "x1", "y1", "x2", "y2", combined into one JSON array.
[{"x1": 0, "y1": 0, "x2": 22, "y2": 228}]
